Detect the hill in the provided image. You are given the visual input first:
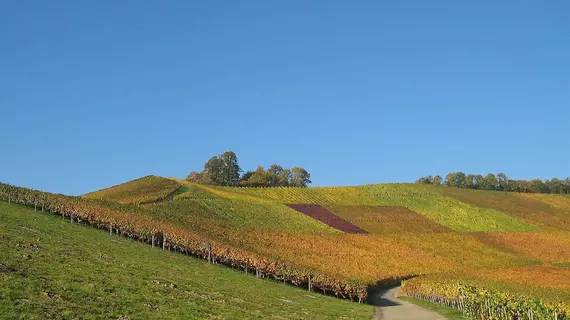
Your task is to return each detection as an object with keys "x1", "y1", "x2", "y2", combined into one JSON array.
[
  {"x1": 0, "y1": 201, "x2": 372, "y2": 319},
  {"x1": 3, "y1": 177, "x2": 570, "y2": 318},
  {"x1": 83, "y1": 175, "x2": 182, "y2": 205}
]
